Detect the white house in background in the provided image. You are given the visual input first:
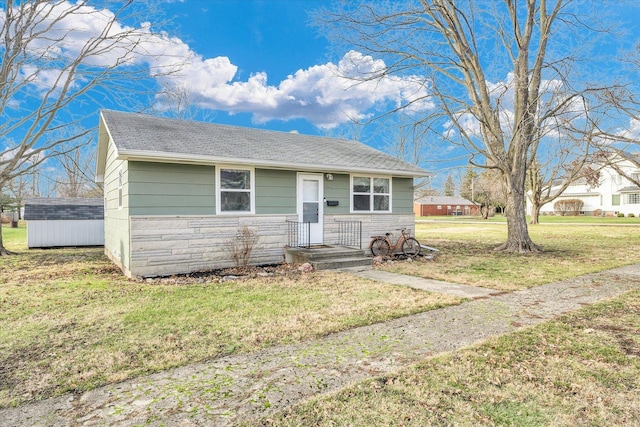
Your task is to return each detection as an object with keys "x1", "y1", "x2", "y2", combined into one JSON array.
[{"x1": 527, "y1": 154, "x2": 640, "y2": 216}]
